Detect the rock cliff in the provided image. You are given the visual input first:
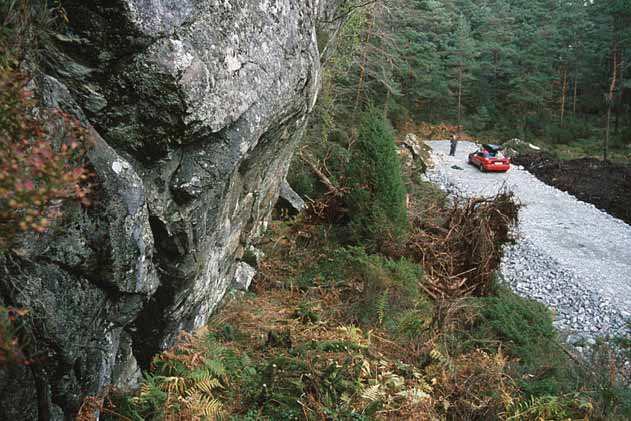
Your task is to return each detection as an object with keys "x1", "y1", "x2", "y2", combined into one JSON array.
[{"x1": 0, "y1": 0, "x2": 342, "y2": 418}]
